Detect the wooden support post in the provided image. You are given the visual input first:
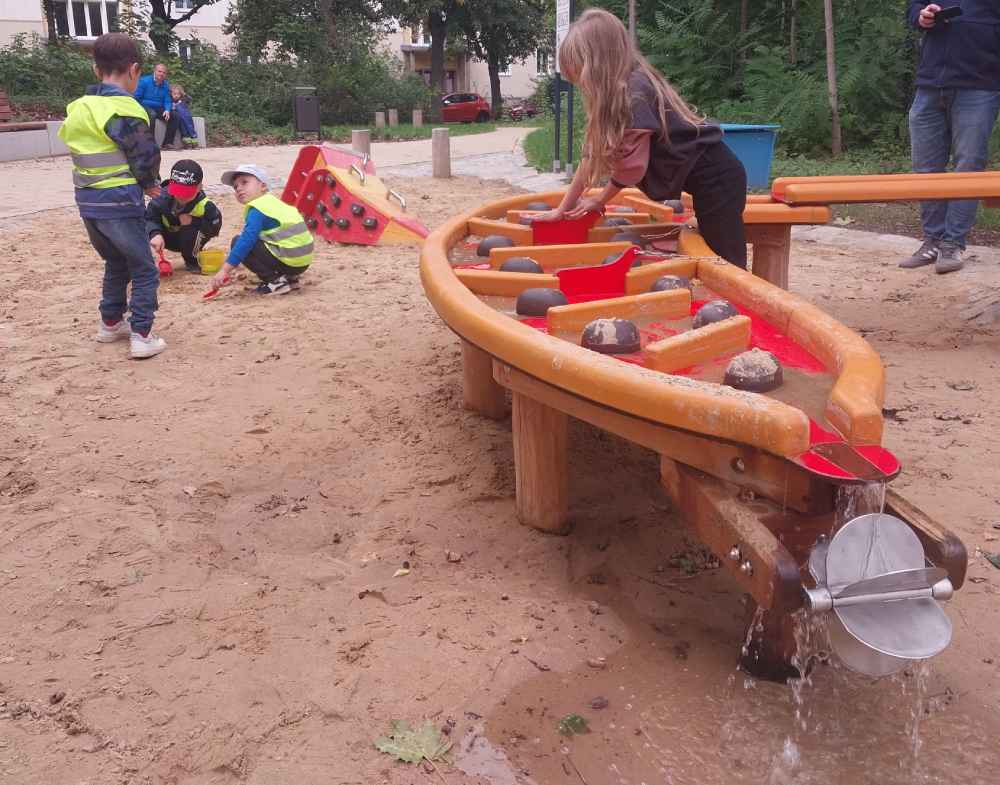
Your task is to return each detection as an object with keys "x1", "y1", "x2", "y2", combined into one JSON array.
[
  {"x1": 432, "y1": 127, "x2": 451, "y2": 179},
  {"x1": 375, "y1": 111, "x2": 386, "y2": 129},
  {"x1": 351, "y1": 129, "x2": 371, "y2": 157},
  {"x1": 412, "y1": 109, "x2": 423, "y2": 127},
  {"x1": 461, "y1": 340, "x2": 506, "y2": 420},
  {"x1": 746, "y1": 224, "x2": 792, "y2": 289},
  {"x1": 512, "y1": 392, "x2": 569, "y2": 534},
  {"x1": 739, "y1": 603, "x2": 803, "y2": 683},
  {"x1": 388, "y1": 108, "x2": 399, "y2": 127}
]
